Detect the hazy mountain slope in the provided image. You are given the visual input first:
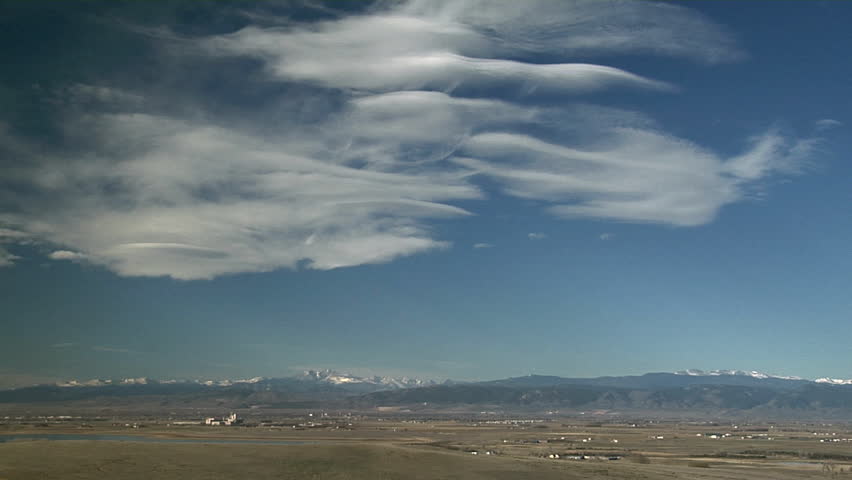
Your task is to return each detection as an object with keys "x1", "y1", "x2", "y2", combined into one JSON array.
[
  {"x1": 5, "y1": 370, "x2": 852, "y2": 415},
  {"x1": 483, "y1": 372, "x2": 810, "y2": 391}
]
